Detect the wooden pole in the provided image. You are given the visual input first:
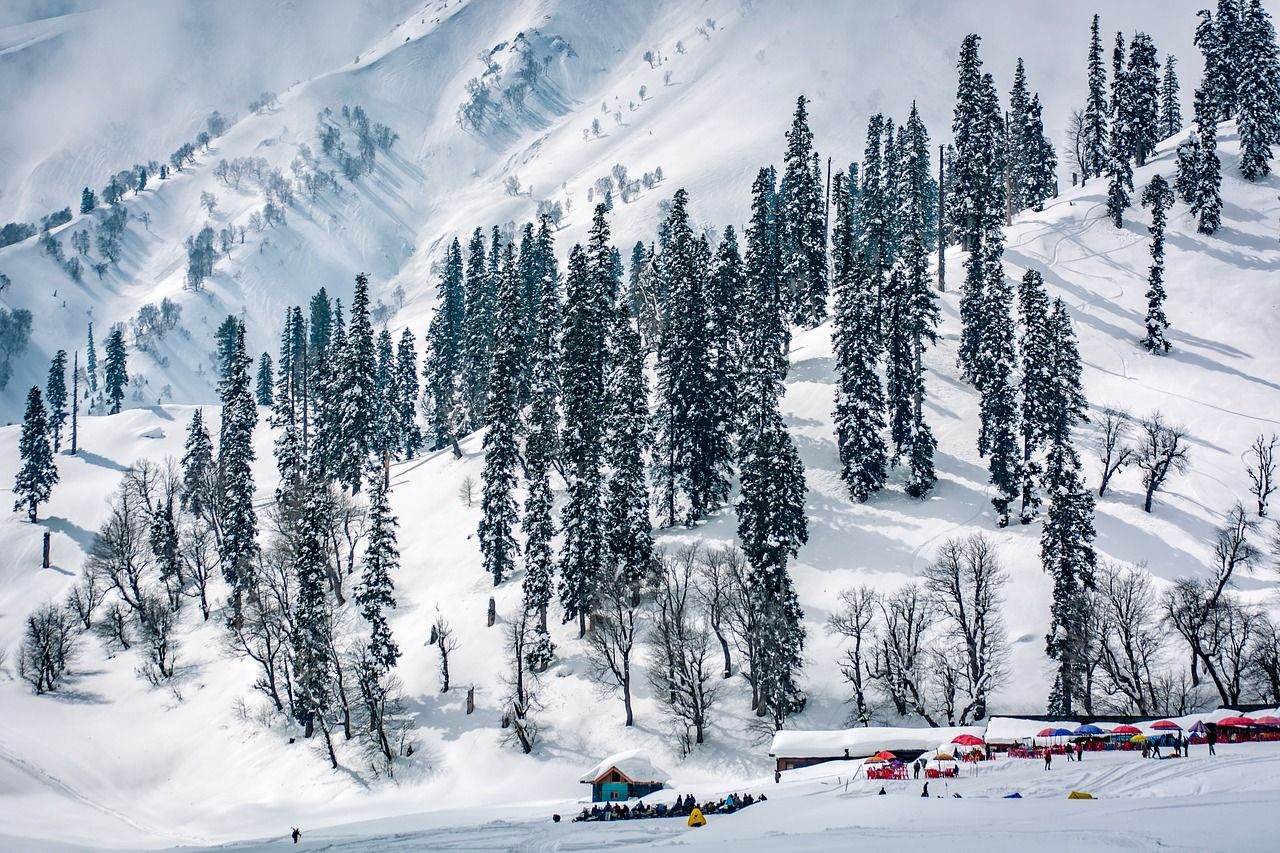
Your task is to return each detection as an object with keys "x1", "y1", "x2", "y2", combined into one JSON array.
[
  {"x1": 71, "y1": 350, "x2": 79, "y2": 455},
  {"x1": 937, "y1": 144, "x2": 946, "y2": 293},
  {"x1": 43, "y1": 531, "x2": 51, "y2": 569}
]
